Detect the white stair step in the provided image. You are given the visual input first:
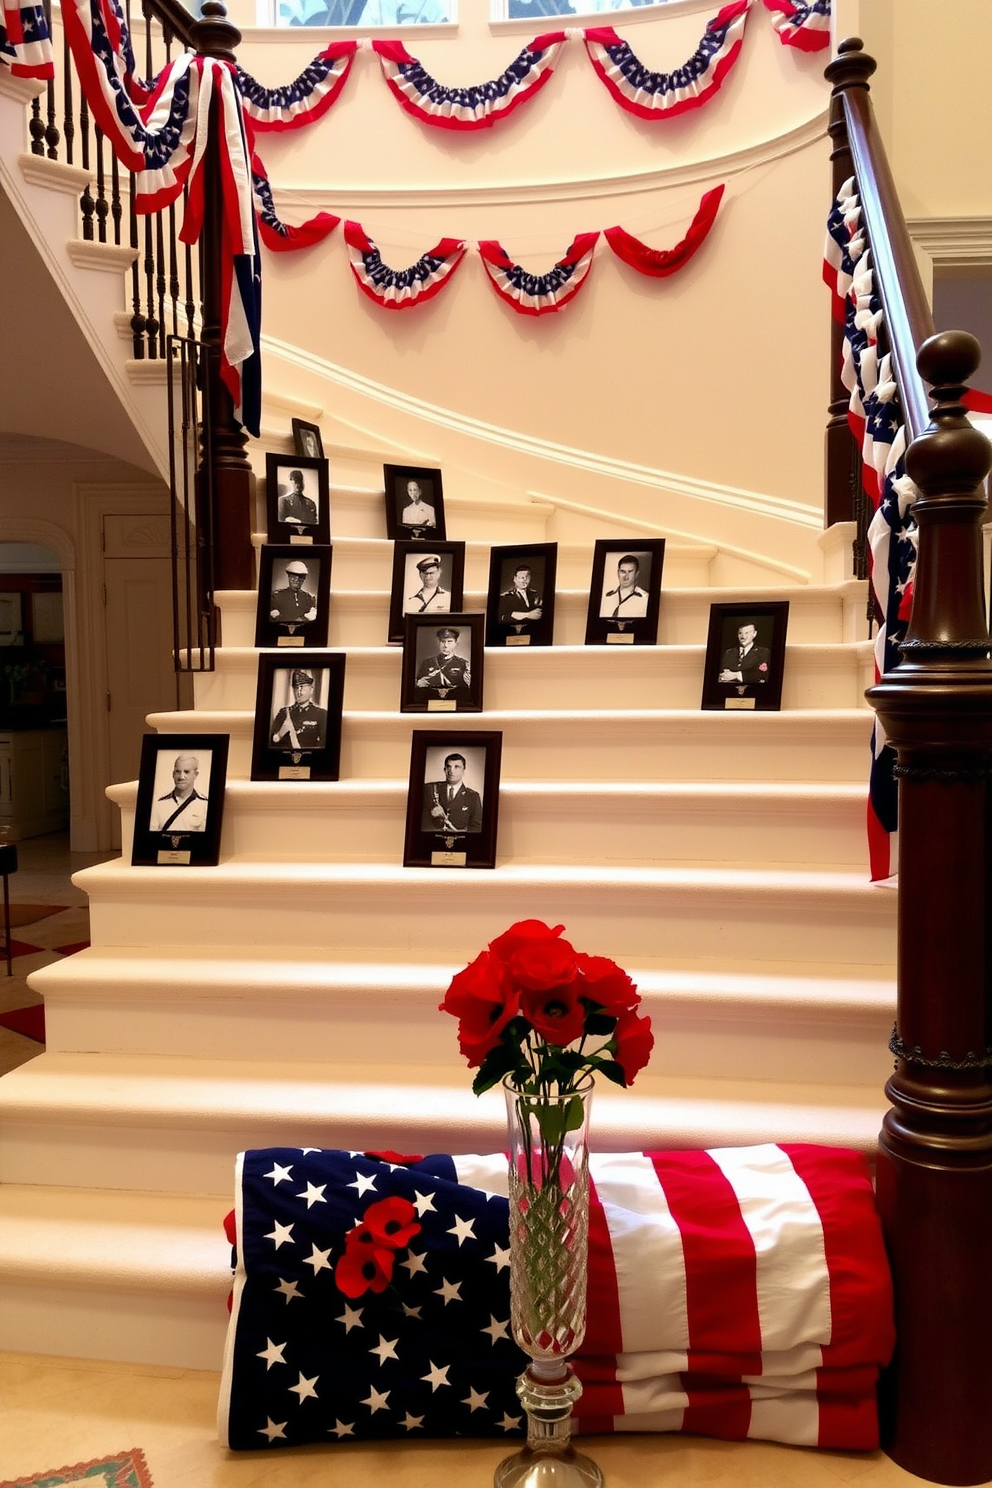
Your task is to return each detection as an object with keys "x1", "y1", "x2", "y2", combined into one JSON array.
[
  {"x1": 74, "y1": 859, "x2": 896, "y2": 970},
  {"x1": 0, "y1": 1184, "x2": 230, "y2": 1368},
  {"x1": 0, "y1": 1052, "x2": 886, "y2": 1199},
  {"x1": 317, "y1": 483, "x2": 555, "y2": 541},
  {"x1": 190, "y1": 642, "x2": 875, "y2": 714},
  {"x1": 31, "y1": 953, "x2": 895, "y2": 1081},
  {"x1": 108, "y1": 777, "x2": 870, "y2": 869},
  {"x1": 145, "y1": 706, "x2": 876, "y2": 784},
  {"x1": 218, "y1": 579, "x2": 869, "y2": 650}
]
